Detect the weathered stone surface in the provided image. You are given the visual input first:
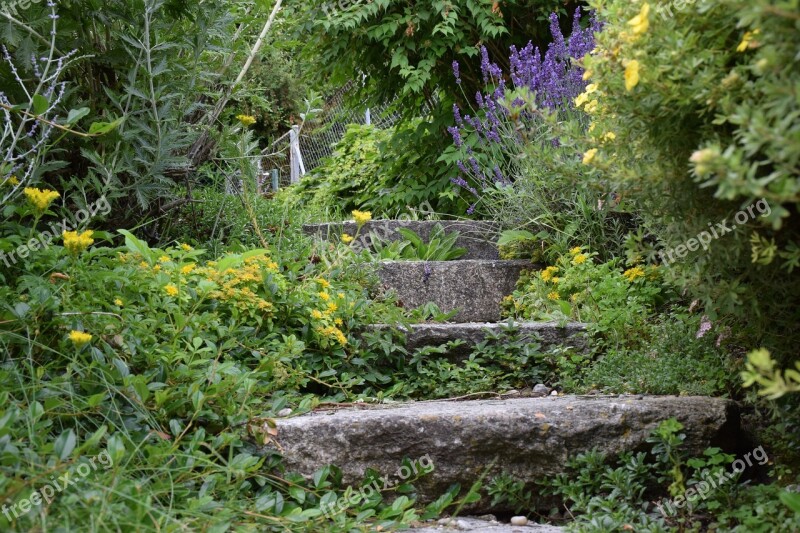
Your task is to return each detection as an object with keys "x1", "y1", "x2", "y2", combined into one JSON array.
[
  {"x1": 303, "y1": 220, "x2": 501, "y2": 260},
  {"x1": 406, "y1": 516, "x2": 563, "y2": 532},
  {"x1": 379, "y1": 260, "x2": 535, "y2": 322},
  {"x1": 400, "y1": 321, "x2": 588, "y2": 356},
  {"x1": 272, "y1": 396, "x2": 738, "y2": 510}
]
